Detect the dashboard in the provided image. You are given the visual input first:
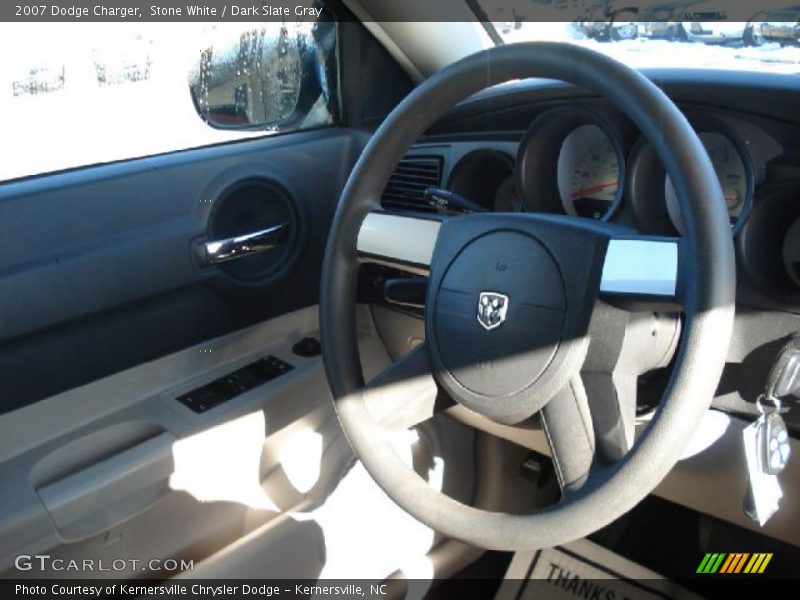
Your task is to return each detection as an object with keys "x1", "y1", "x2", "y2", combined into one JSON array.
[
  {"x1": 381, "y1": 71, "x2": 800, "y2": 313},
  {"x1": 439, "y1": 107, "x2": 756, "y2": 234}
]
